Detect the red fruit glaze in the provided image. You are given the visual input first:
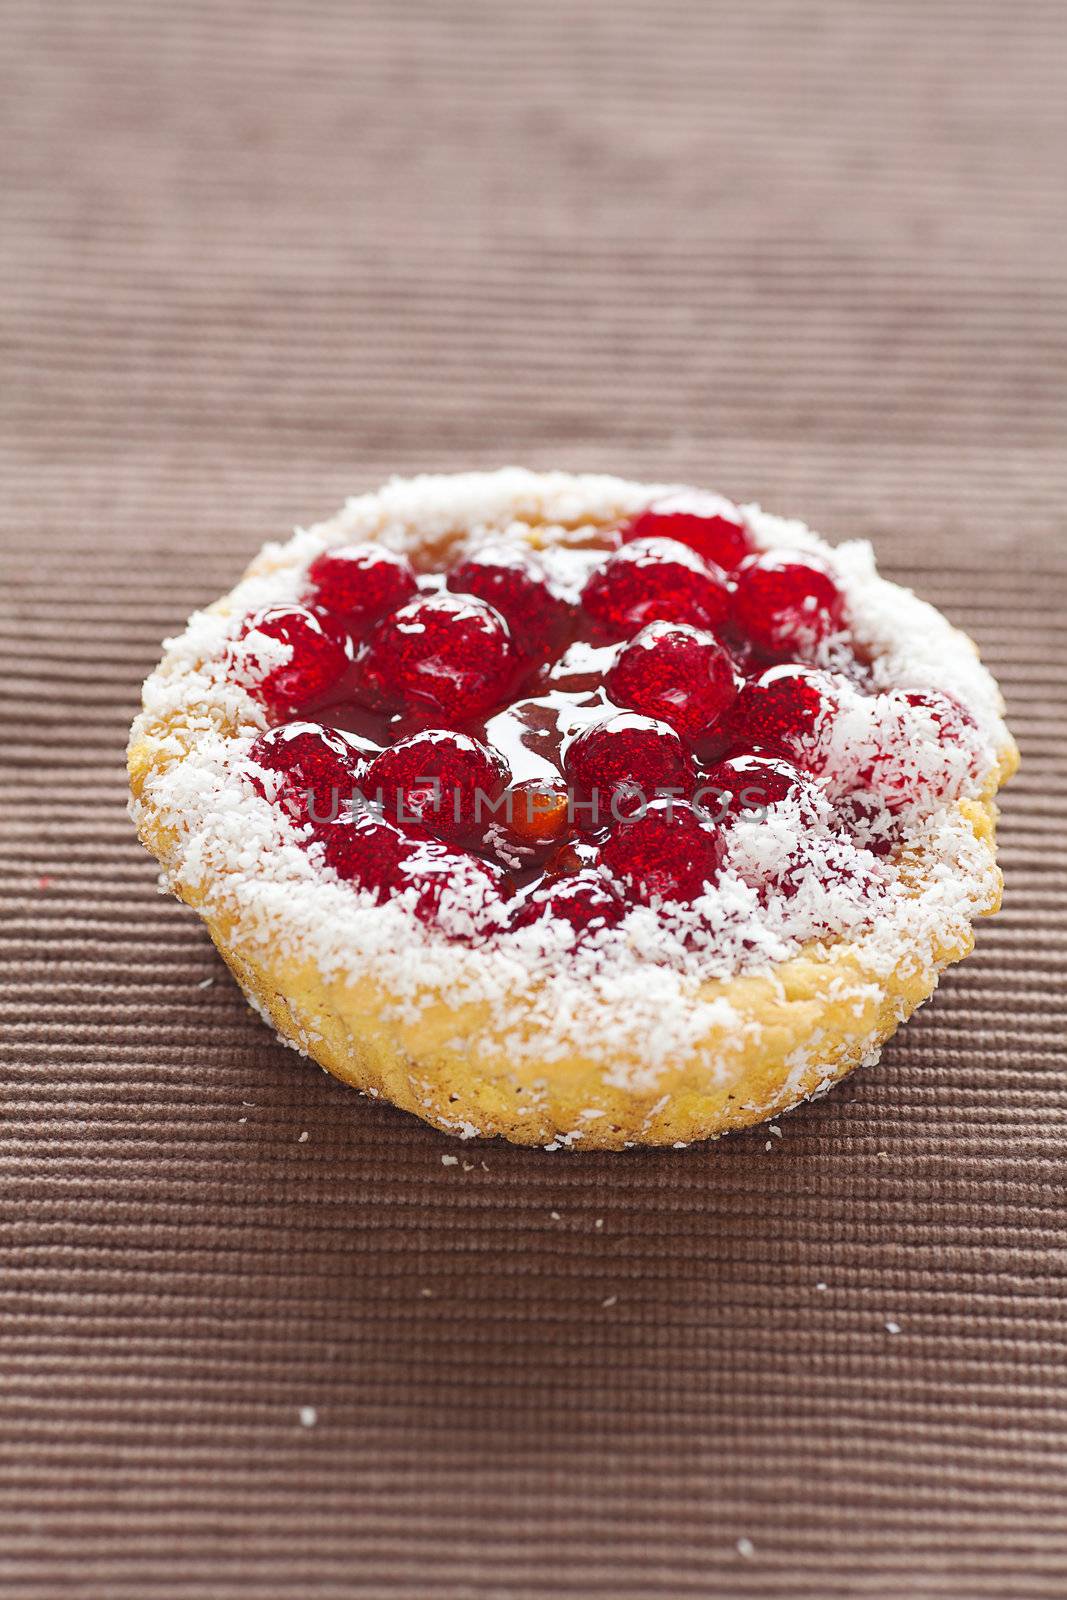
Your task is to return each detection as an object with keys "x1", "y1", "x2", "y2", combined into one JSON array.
[
  {"x1": 305, "y1": 543, "x2": 417, "y2": 630},
  {"x1": 701, "y1": 753, "x2": 818, "y2": 822},
  {"x1": 248, "y1": 722, "x2": 364, "y2": 828},
  {"x1": 621, "y1": 492, "x2": 751, "y2": 571},
  {"x1": 511, "y1": 870, "x2": 624, "y2": 934},
  {"x1": 234, "y1": 605, "x2": 350, "y2": 714},
  {"x1": 238, "y1": 497, "x2": 956, "y2": 941},
  {"x1": 357, "y1": 592, "x2": 517, "y2": 721},
  {"x1": 602, "y1": 799, "x2": 724, "y2": 906},
  {"x1": 606, "y1": 621, "x2": 737, "y2": 738},
  {"x1": 580, "y1": 538, "x2": 731, "y2": 640},
  {"x1": 563, "y1": 712, "x2": 693, "y2": 821},
  {"x1": 718, "y1": 664, "x2": 843, "y2": 773},
  {"x1": 446, "y1": 545, "x2": 567, "y2": 657},
  {"x1": 363, "y1": 730, "x2": 506, "y2": 844},
  {"x1": 544, "y1": 838, "x2": 602, "y2": 878},
  {"x1": 732, "y1": 550, "x2": 845, "y2": 657}
]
